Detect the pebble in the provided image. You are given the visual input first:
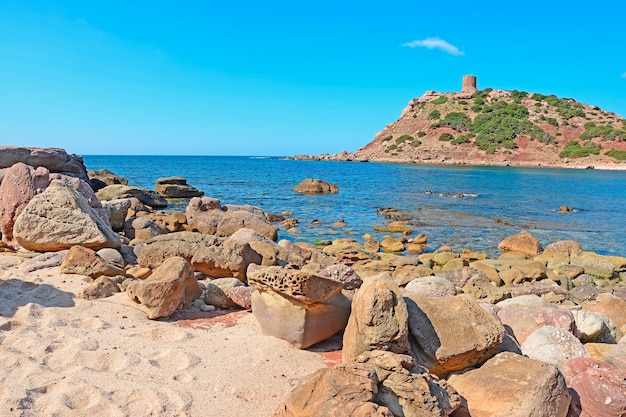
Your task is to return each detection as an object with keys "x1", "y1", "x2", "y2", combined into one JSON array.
[{"x1": 200, "y1": 304, "x2": 216, "y2": 312}]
